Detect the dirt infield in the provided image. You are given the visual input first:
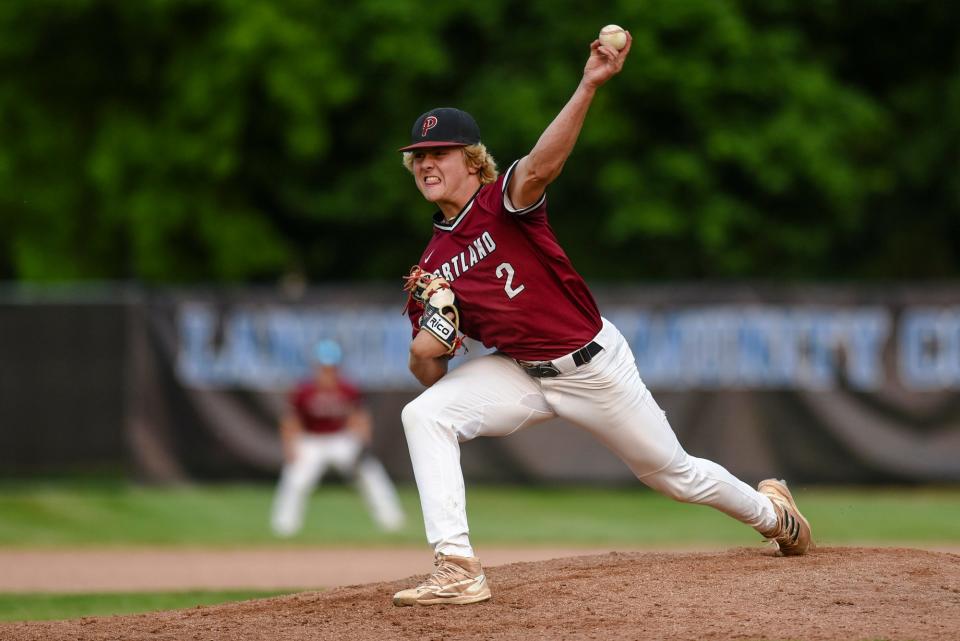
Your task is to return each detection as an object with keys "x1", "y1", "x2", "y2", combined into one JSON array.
[{"x1": 4, "y1": 546, "x2": 959, "y2": 641}]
